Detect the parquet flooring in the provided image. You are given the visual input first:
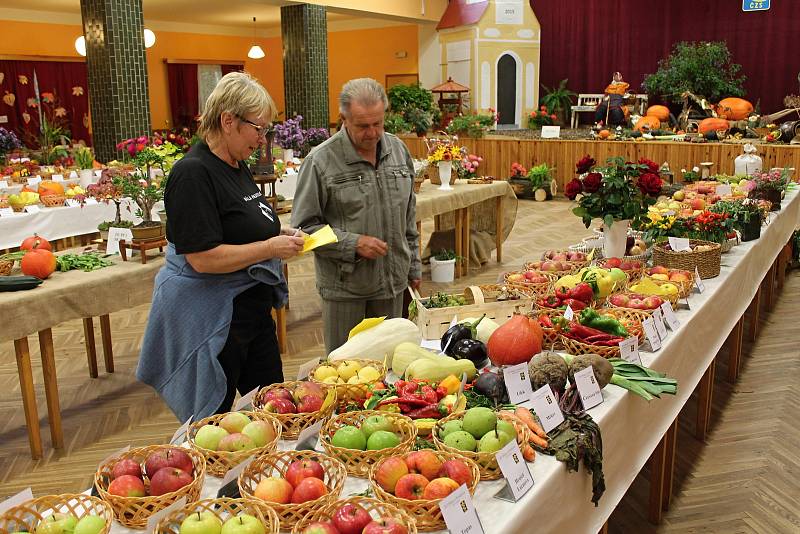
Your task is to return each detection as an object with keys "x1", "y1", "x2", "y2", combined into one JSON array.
[{"x1": 1, "y1": 198, "x2": 799, "y2": 533}]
